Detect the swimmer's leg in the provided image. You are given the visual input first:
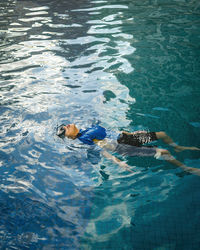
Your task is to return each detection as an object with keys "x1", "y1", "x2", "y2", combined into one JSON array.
[
  {"x1": 156, "y1": 148, "x2": 200, "y2": 176},
  {"x1": 155, "y1": 131, "x2": 200, "y2": 152}
]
